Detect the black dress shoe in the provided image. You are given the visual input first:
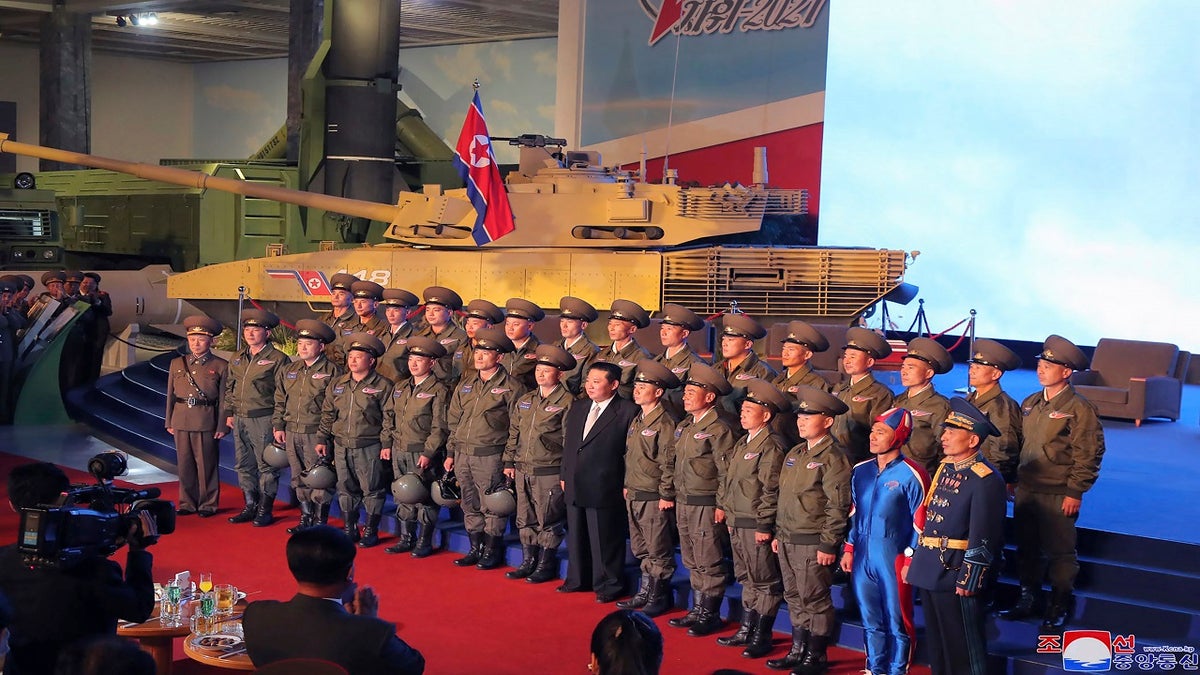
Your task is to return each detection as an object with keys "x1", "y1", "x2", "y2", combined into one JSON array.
[
  {"x1": 177, "y1": 509, "x2": 196, "y2": 516},
  {"x1": 556, "y1": 583, "x2": 583, "y2": 593},
  {"x1": 197, "y1": 510, "x2": 216, "y2": 518},
  {"x1": 596, "y1": 591, "x2": 622, "y2": 603}
]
